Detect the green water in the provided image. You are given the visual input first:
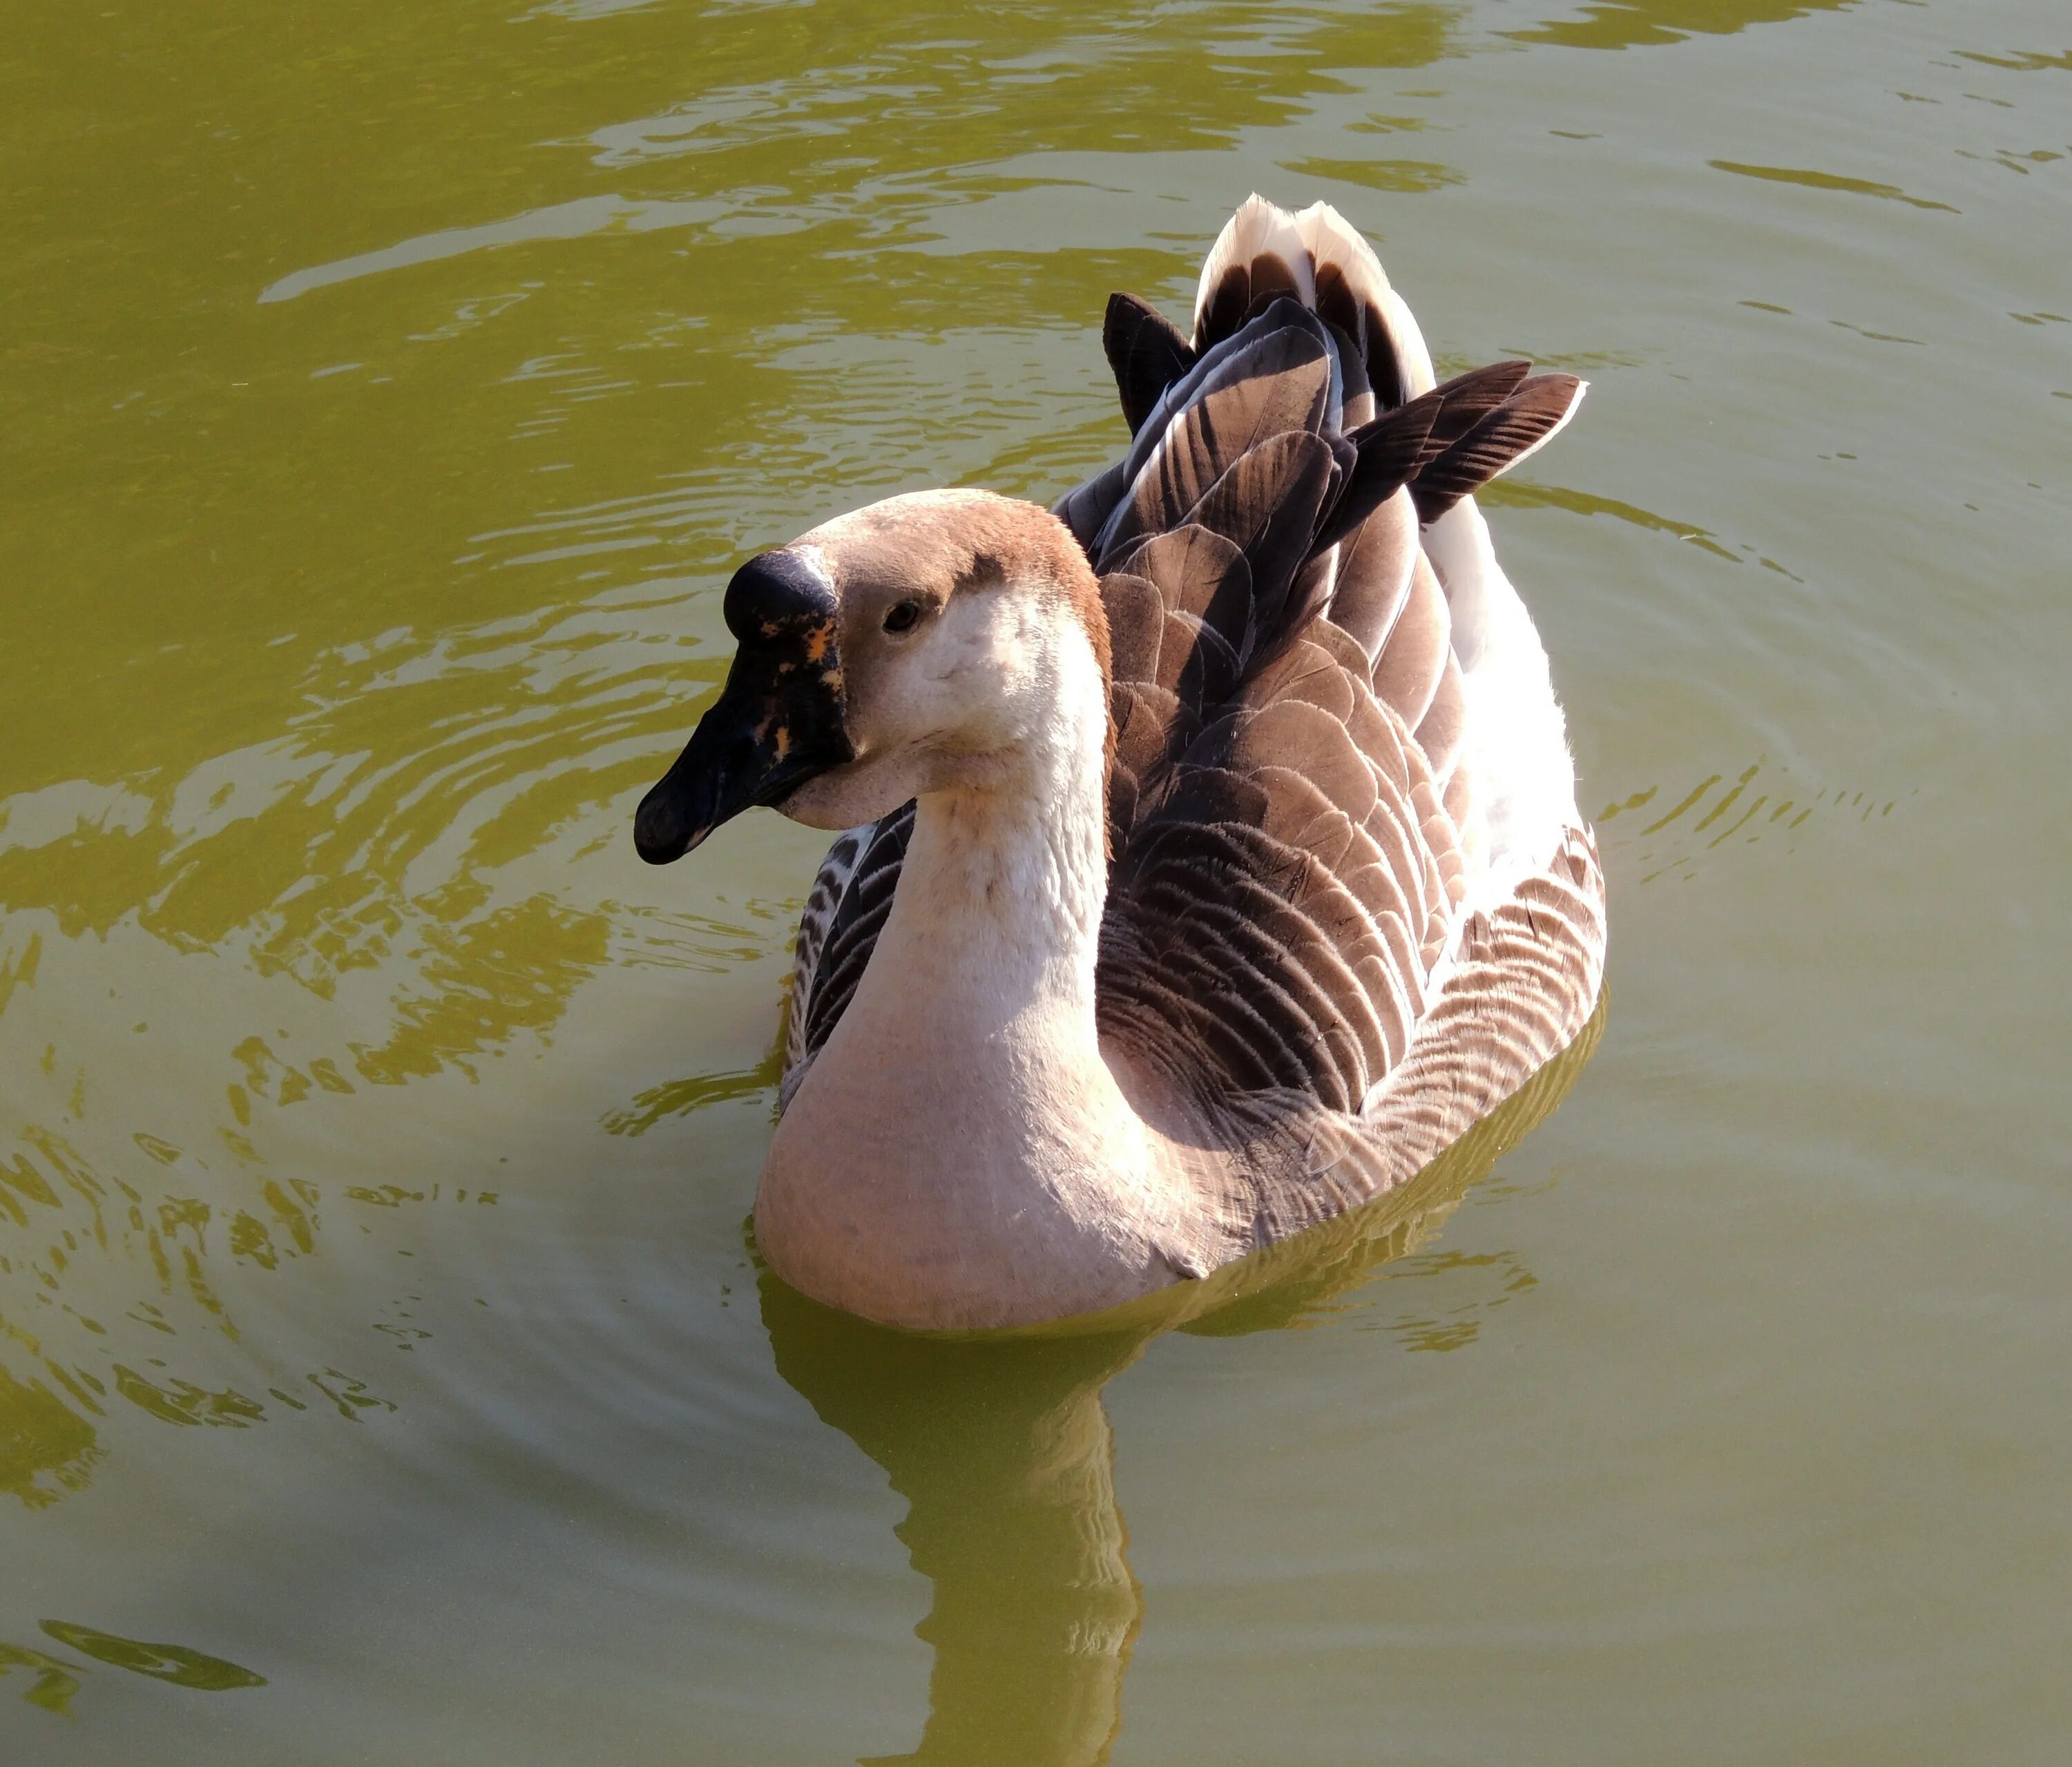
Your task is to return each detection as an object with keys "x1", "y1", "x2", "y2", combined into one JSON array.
[{"x1": 3, "y1": 0, "x2": 2069, "y2": 1759}]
